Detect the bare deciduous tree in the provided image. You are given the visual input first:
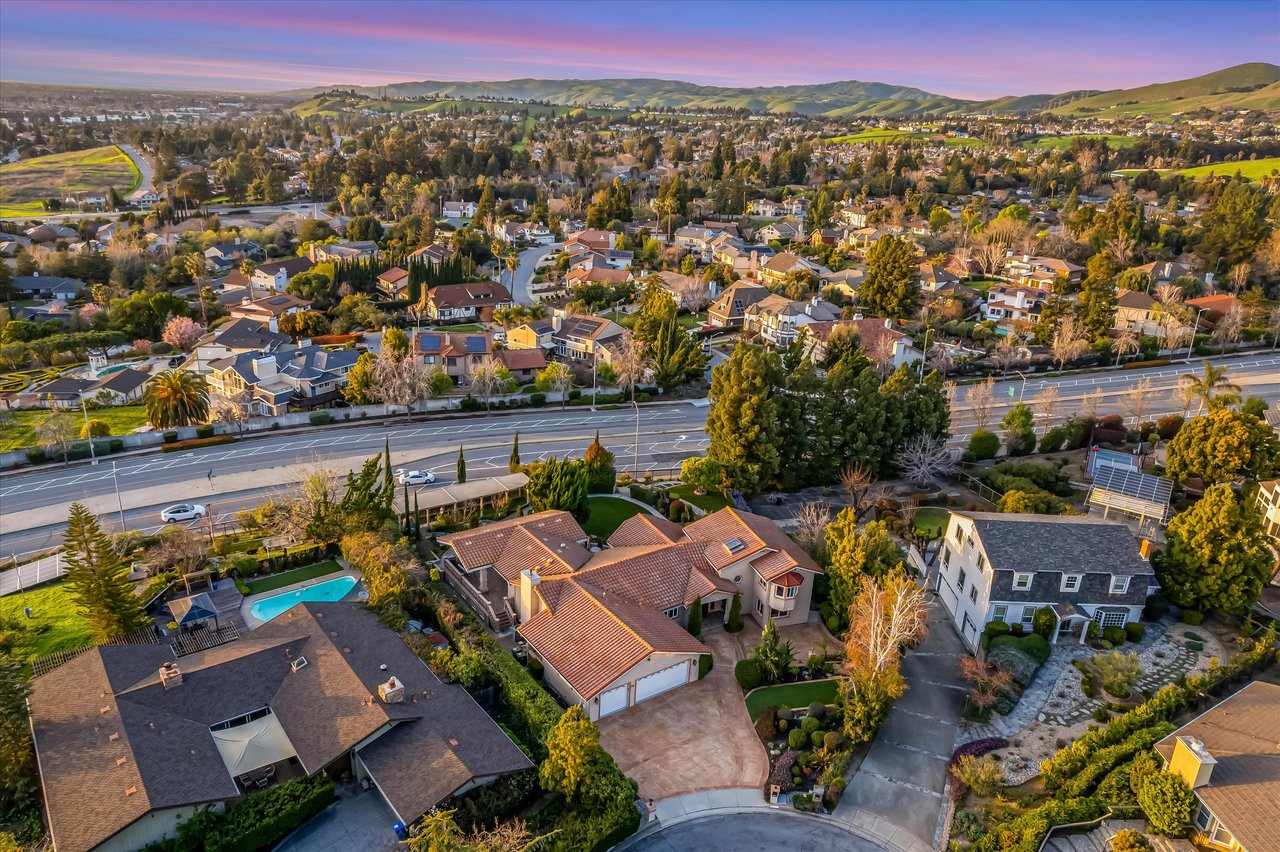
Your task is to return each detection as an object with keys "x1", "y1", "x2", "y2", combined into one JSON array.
[
  {"x1": 370, "y1": 349, "x2": 437, "y2": 421},
  {"x1": 1210, "y1": 305, "x2": 1243, "y2": 352},
  {"x1": 1104, "y1": 233, "x2": 1136, "y2": 266},
  {"x1": 992, "y1": 332, "x2": 1025, "y2": 376},
  {"x1": 1124, "y1": 377, "x2": 1153, "y2": 428},
  {"x1": 841, "y1": 462, "x2": 889, "y2": 524},
  {"x1": 1112, "y1": 330, "x2": 1140, "y2": 364},
  {"x1": 1050, "y1": 315, "x2": 1091, "y2": 370},
  {"x1": 966, "y1": 376, "x2": 995, "y2": 430},
  {"x1": 1268, "y1": 305, "x2": 1280, "y2": 350},
  {"x1": 610, "y1": 335, "x2": 652, "y2": 401},
  {"x1": 1081, "y1": 387, "x2": 1104, "y2": 423},
  {"x1": 1033, "y1": 385, "x2": 1060, "y2": 436},
  {"x1": 844, "y1": 570, "x2": 931, "y2": 676},
  {"x1": 792, "y1": 501, "x2": 831, "y2": 560},
  {"x1": 1226, "y1": 262, "x2": 1251, "y2": 294},
  {"x1": 469, "y1": 357, "x2": 515, "y2": 411},
  {"x1": 895, "y1": 434, "x2": 955, "y2": 486},
  {"x1": 145, "y1": 527, "x2": 210, "y2": 578}
]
